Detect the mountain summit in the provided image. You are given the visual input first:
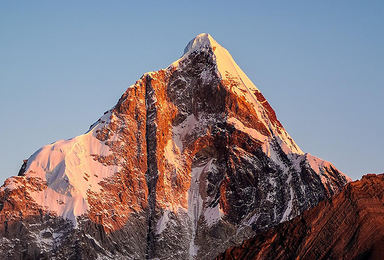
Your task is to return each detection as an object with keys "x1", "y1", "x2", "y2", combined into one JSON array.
[{"x1": 0, "y1": 34, "x2": 350, "y2": 260}]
